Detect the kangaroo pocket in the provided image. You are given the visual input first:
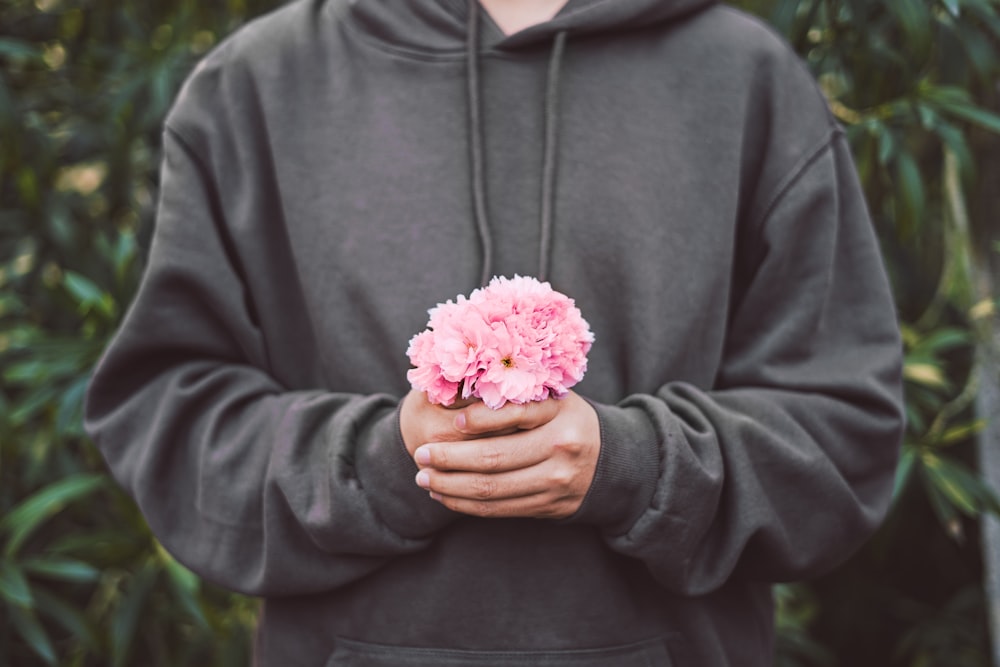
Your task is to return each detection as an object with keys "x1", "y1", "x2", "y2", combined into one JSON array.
[{"x1": 325, "y1": 636, "x2": 676, "y2": 667}]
